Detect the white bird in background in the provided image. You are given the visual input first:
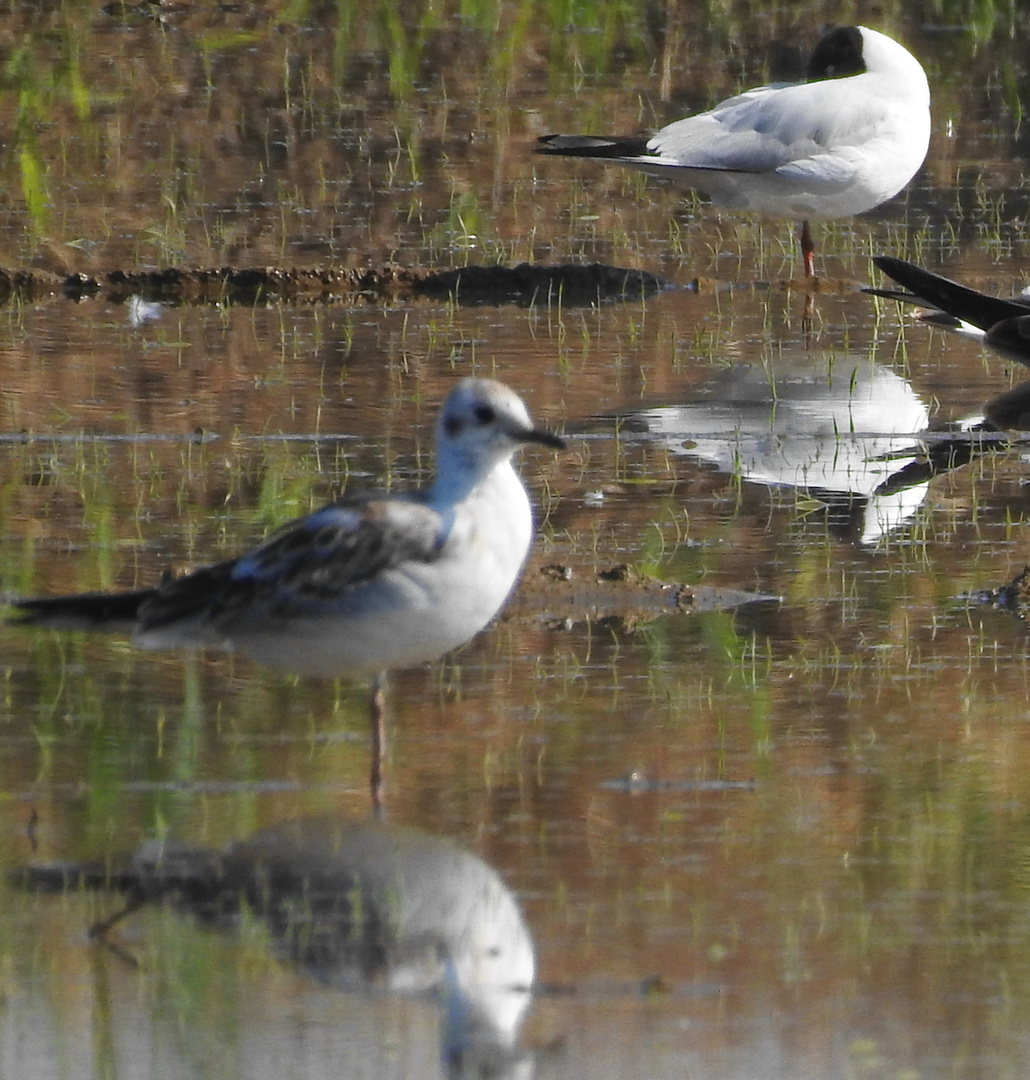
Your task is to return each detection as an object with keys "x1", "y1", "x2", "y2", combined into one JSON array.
[
  {"x1": 537, "y1": 25, "x2": 930, "y2": 277},
  {"x1": 8, "y1": 378, "x2": 565, "y2": 808}
]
